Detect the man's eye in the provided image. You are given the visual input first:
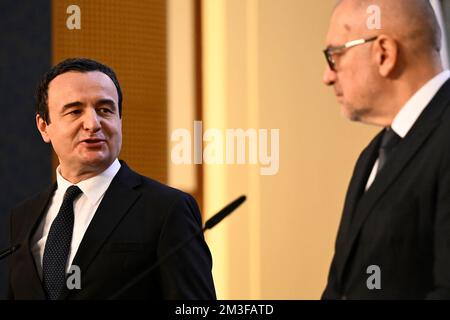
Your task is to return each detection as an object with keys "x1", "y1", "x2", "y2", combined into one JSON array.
[
  {"x1": 69, "y1": 110, "x2": 82, "y2": 115},
  {"x1": 99, "y1": 108, "x2": 113, "y2": 114}
]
